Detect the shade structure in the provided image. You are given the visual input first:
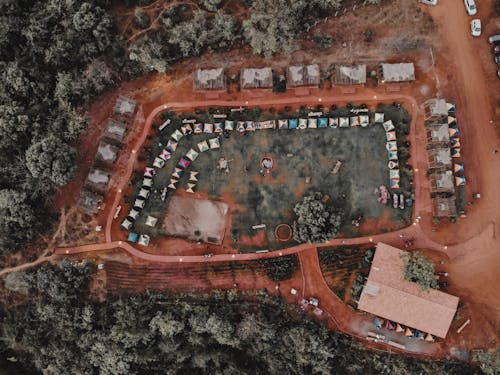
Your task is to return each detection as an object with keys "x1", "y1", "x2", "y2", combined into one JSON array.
[
  {"x1": 133, "y1": 198, "x2": 146, "y2": 209},
  {"x1": 144, "y1": 167, "x2": 155, "y2": 178},
  {"x1": 138, "y1": 188, "x2": 150, "y2": 199},
  {"x1": 145, "y1": 215, "x2": 158, "y2": 227},
  {"x1": 451, "y1": 148, "x2": 461, "y2": 158},
  {"x1": 390, "y1": 179, "x2": 400, "y2": 189},
  {"x1": 189, "y1": 171, "x2": 199, "y2": 182},
  {"x1": 298, "y1": 118, "x2": 307, "y2": 129},
  {"x1": 159, "y1": 149, "x2": 171, "y2": 161},
  {"x1": 128, "y1": 209, "x2": 140, "y2": 220},
  {"x1": 308, "y1": 118, "x2": 318, "y2": 128},
  {"x1": 396, "y1": 324, "x2": 404, "y2": 333},
  {"x1": 214, "y1": 123, "x2": 224, "y2": 133},
  {"x1": 339, "y1": 117, "x2": 349, "y2": 128},
  {"x1": 186, "y1": 182, "x2": 196, "y2": 193},
  {"x1": 386, "y1": 131, "x2": 397, "y2": 141},
  {"x1": 350, "y1": 116, "x2": 360, "y2": 126},
  {"x1": 318, "y1": 117, "x2": 328, "y2": 128},
  {"x1": 153, "y1": 157, "x2": 165, "y2": 168},
  {"x1": 388, "y1": 160, "x2": 399, "y2": 169},
  {"x1": 237, "y1": 121, "x2": 245, "y2": 132},
  {"x1": 121, "y1": 218, "x2": 133, "y2": 230},
  {"x1": 374, "y1": 112, "x2": 384, "y2": 123},
  {"x1": 245, "y1": 121, "x2": 255, "y2": 131},
  {"x1": 172, "y1": 167, "x2": 184, "y2": 179},
  {"x1": 224, "y1": 120, "x2": 234, "y2": 131},
  {"x1": 203, "y1": 123, "x2": 214, "y2": 133},
  {"x1": 138, "y1": 234, "x2": 150, "y2": 246},
  {"x1": 186, "y1": 148, "x2": 199, "y2": 161},
  {"x1": 209, "y1": 137, "x2": 220, "y2": 149},
  {"x1": 448, "y1": 127, "x2": 459, "y2": 137},
  {"x1": 278, "y1": 119, "x2": 289, "y2": 129},
  {"x1": 455, "y1": 176, "x2": 466, "y2": 186},
  {"x1": 181, "y1": 124, "x2": 193, "y2": 134},
  {"x1": 166, "y1": 140, "x2": 178, "y2": 152},
  {"x1": 405, "y1": 327, "x2": 414, "y2": 337},
  {"x1": 425, "y1": 333, "x2": 435, "y2": 342},
  {"x1": 360, "y1": 115, "x2": 369, "y2": 127},
  {"x1": 389, "y1": 169, "x2": 400, "y2": 179},
  {"x1": 386, "y1": 141, "x2": 398, "y2": 151},
  {"x1": 194, "y1": 123, "x2": 203, "y2": 133},
  {"x1": 383, "y1": 120, "x2": 395, "y2": 131},
  {"x1": 388, "y1": 151, "x2": 398, "y2": 160},
  {"x1": 197, "y1": 140, "x2": 210, "y2": 152},
  {"x1": 127, "y1": 232, "x2": 138, "y2": 243},
  {"x1": 167, "y1": 179, "x2": 178, "y2": 190},
  {"x1": 454, "y1": 163, "x2": 464, "y2": 173},
  {"x1": 289, "y1": 118, "x2": 298, "y2": 129},
  {"x1": 142, "y1": 177, "x2": 153, "y2": 188},
  {"x1": 450, "y1": 138, "x2": 461, "y2": 148},
  {"x1": 171, "y1": 129, "x2": 183, "y2": 141},
  {"x1": 329, "y1": 117, "x2": 338, "y2": 128},
  {"x1": 178, "y1": 157, "x2": 190, "y2": 169},
  {"x1": 447, "y1": 115, "x2": 456, "y2": 125}
]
